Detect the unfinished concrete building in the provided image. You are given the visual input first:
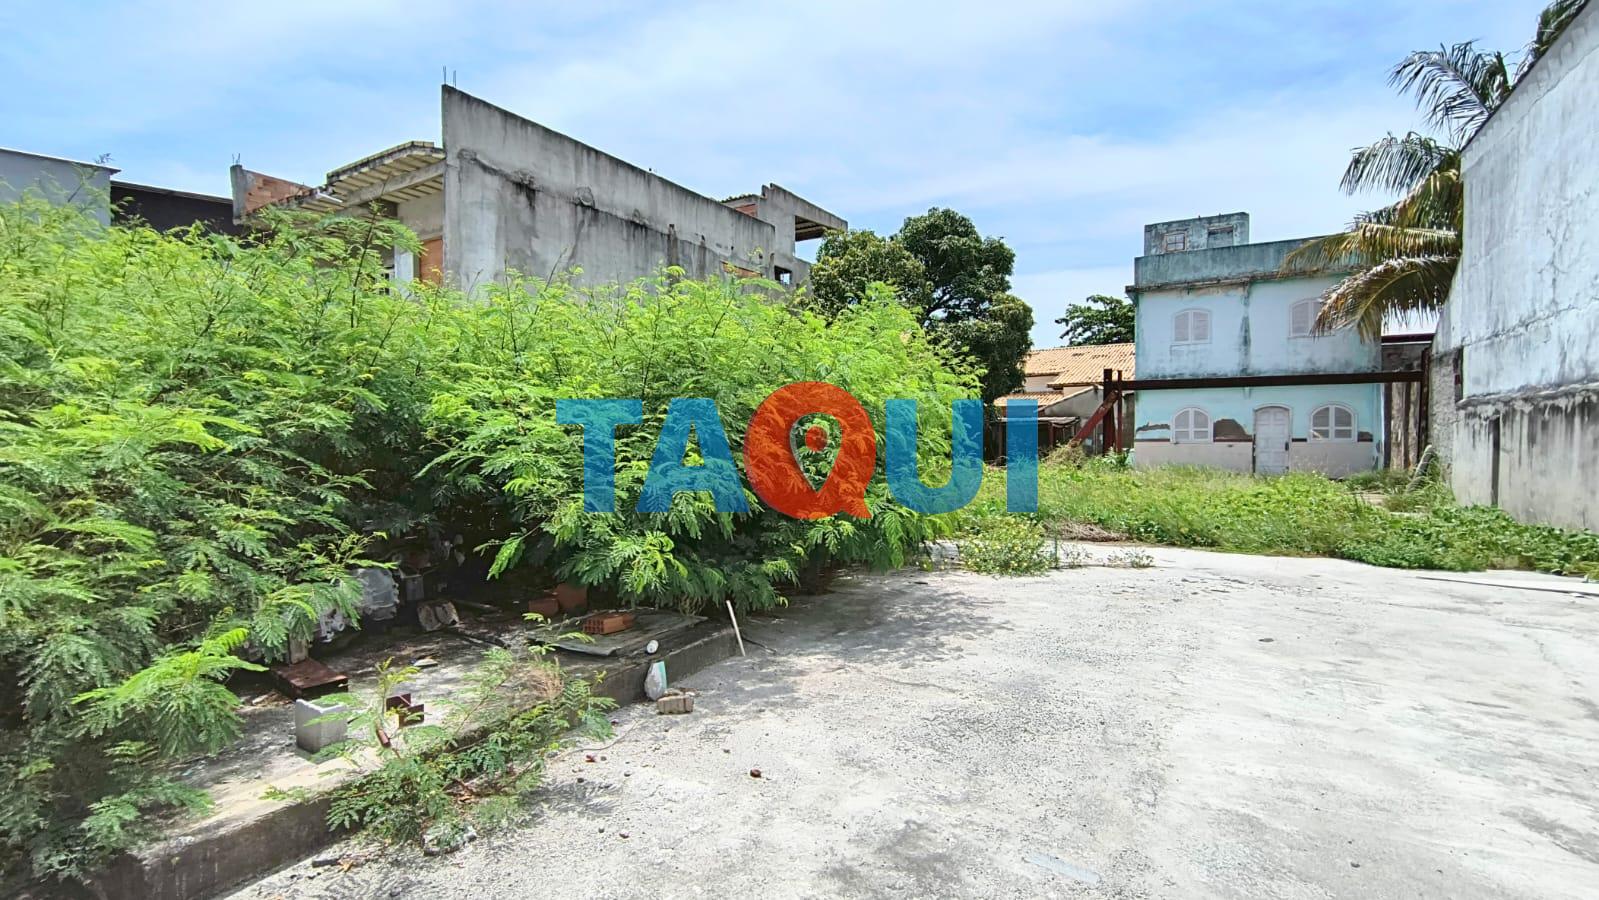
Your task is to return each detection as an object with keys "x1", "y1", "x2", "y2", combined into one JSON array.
[
  {"x1": 231, "y1": 86, "x2": 844, "y2": 292},
  {"x1": 1431, "y1": 2, "x2": 1599, "y2": 530}
]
